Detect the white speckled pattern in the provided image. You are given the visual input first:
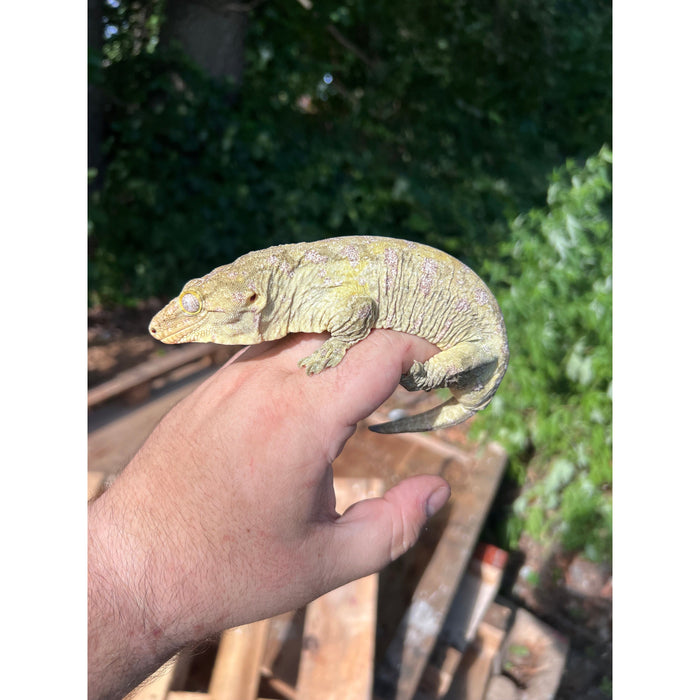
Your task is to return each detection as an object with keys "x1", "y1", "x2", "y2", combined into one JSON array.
[{"x1": 150, "y1": 236, "x2": 508, "y2": 433}]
